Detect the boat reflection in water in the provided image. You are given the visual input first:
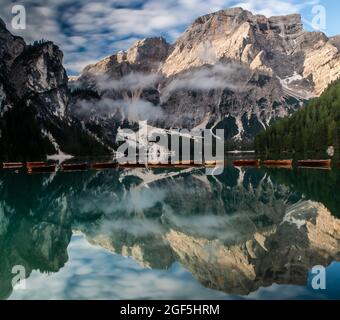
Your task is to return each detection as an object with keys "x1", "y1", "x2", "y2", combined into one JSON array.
[{"x1": 0, "y1": 164, "x2": 340, "y2": 300}]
